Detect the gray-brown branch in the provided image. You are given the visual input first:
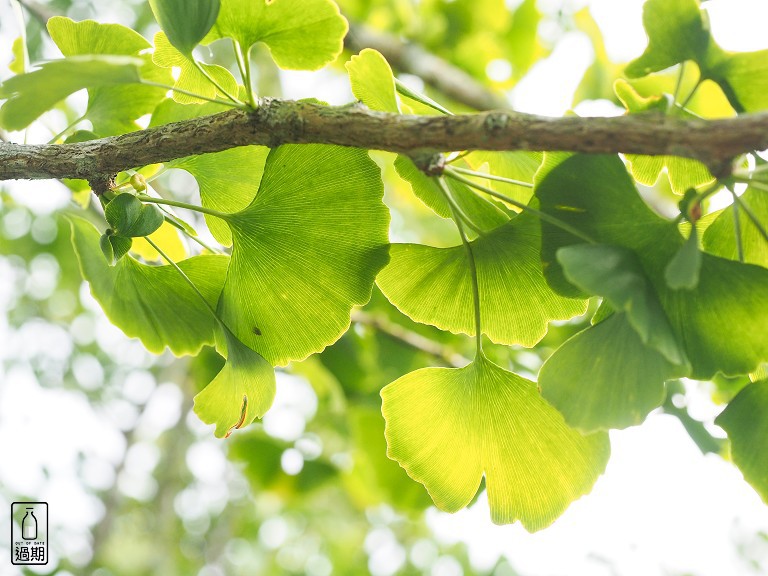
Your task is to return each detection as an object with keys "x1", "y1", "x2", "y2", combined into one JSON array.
[{"x1": 2, "y1": 99, "x2": 768, "y2": 182}]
